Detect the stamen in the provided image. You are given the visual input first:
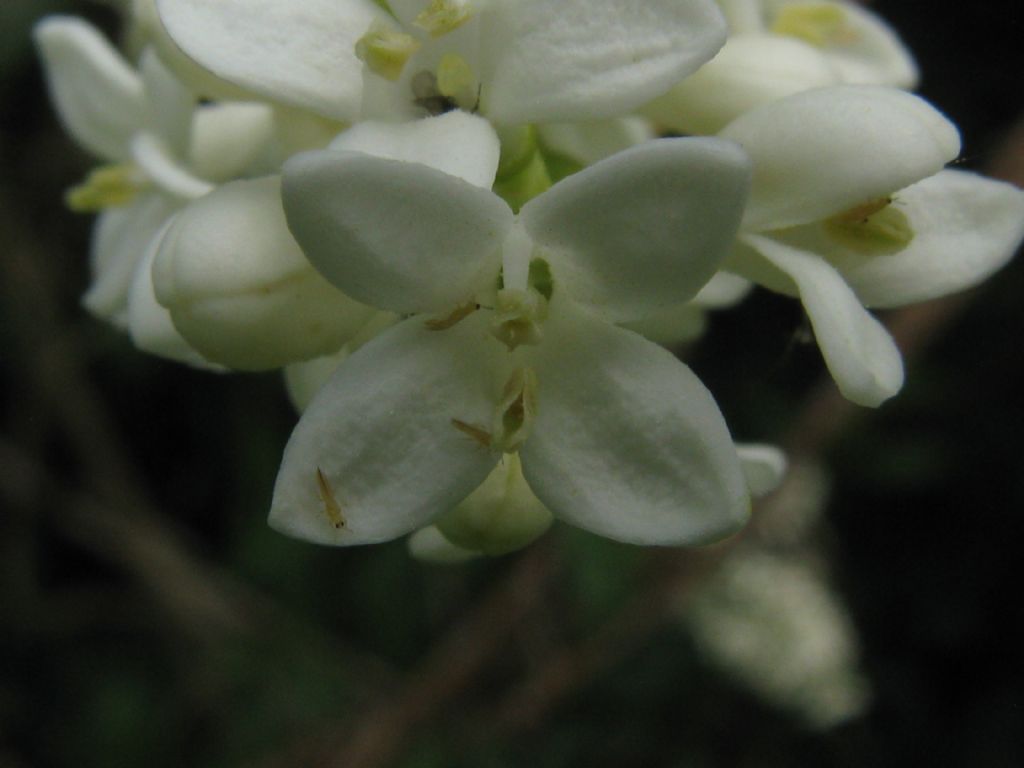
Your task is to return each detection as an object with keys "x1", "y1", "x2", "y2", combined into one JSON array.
[
  {"x1": 413, "y1": 0, "x2": 474, "y2": 38},
  {"x1": 491, "y1": 368, "x2": 538, "y2": 453},
  {"x1": 451, "y1": 418, "x2": 493, "y2": 447},
  {"x1": 425, "y1": 301, "x2": 480, "y2": 330},
  {"x1": 65, "y1": 163, "x2": 144, "y2": 212},
  {"x1": 436, "y1": 53, "x2": 478, "y2": 106},
  {"x1": 490, "y1": 288, "x2": 547, "y2": 350},
  {"x1": 770, "y1": 3, "x2": 857, "y2": 47},
  {"x1": 824, "y1": 197, "x2": 914, "y2": 254},
  {"x1": 355, "y1": 21, "x2": 421, "y2": 81}
]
